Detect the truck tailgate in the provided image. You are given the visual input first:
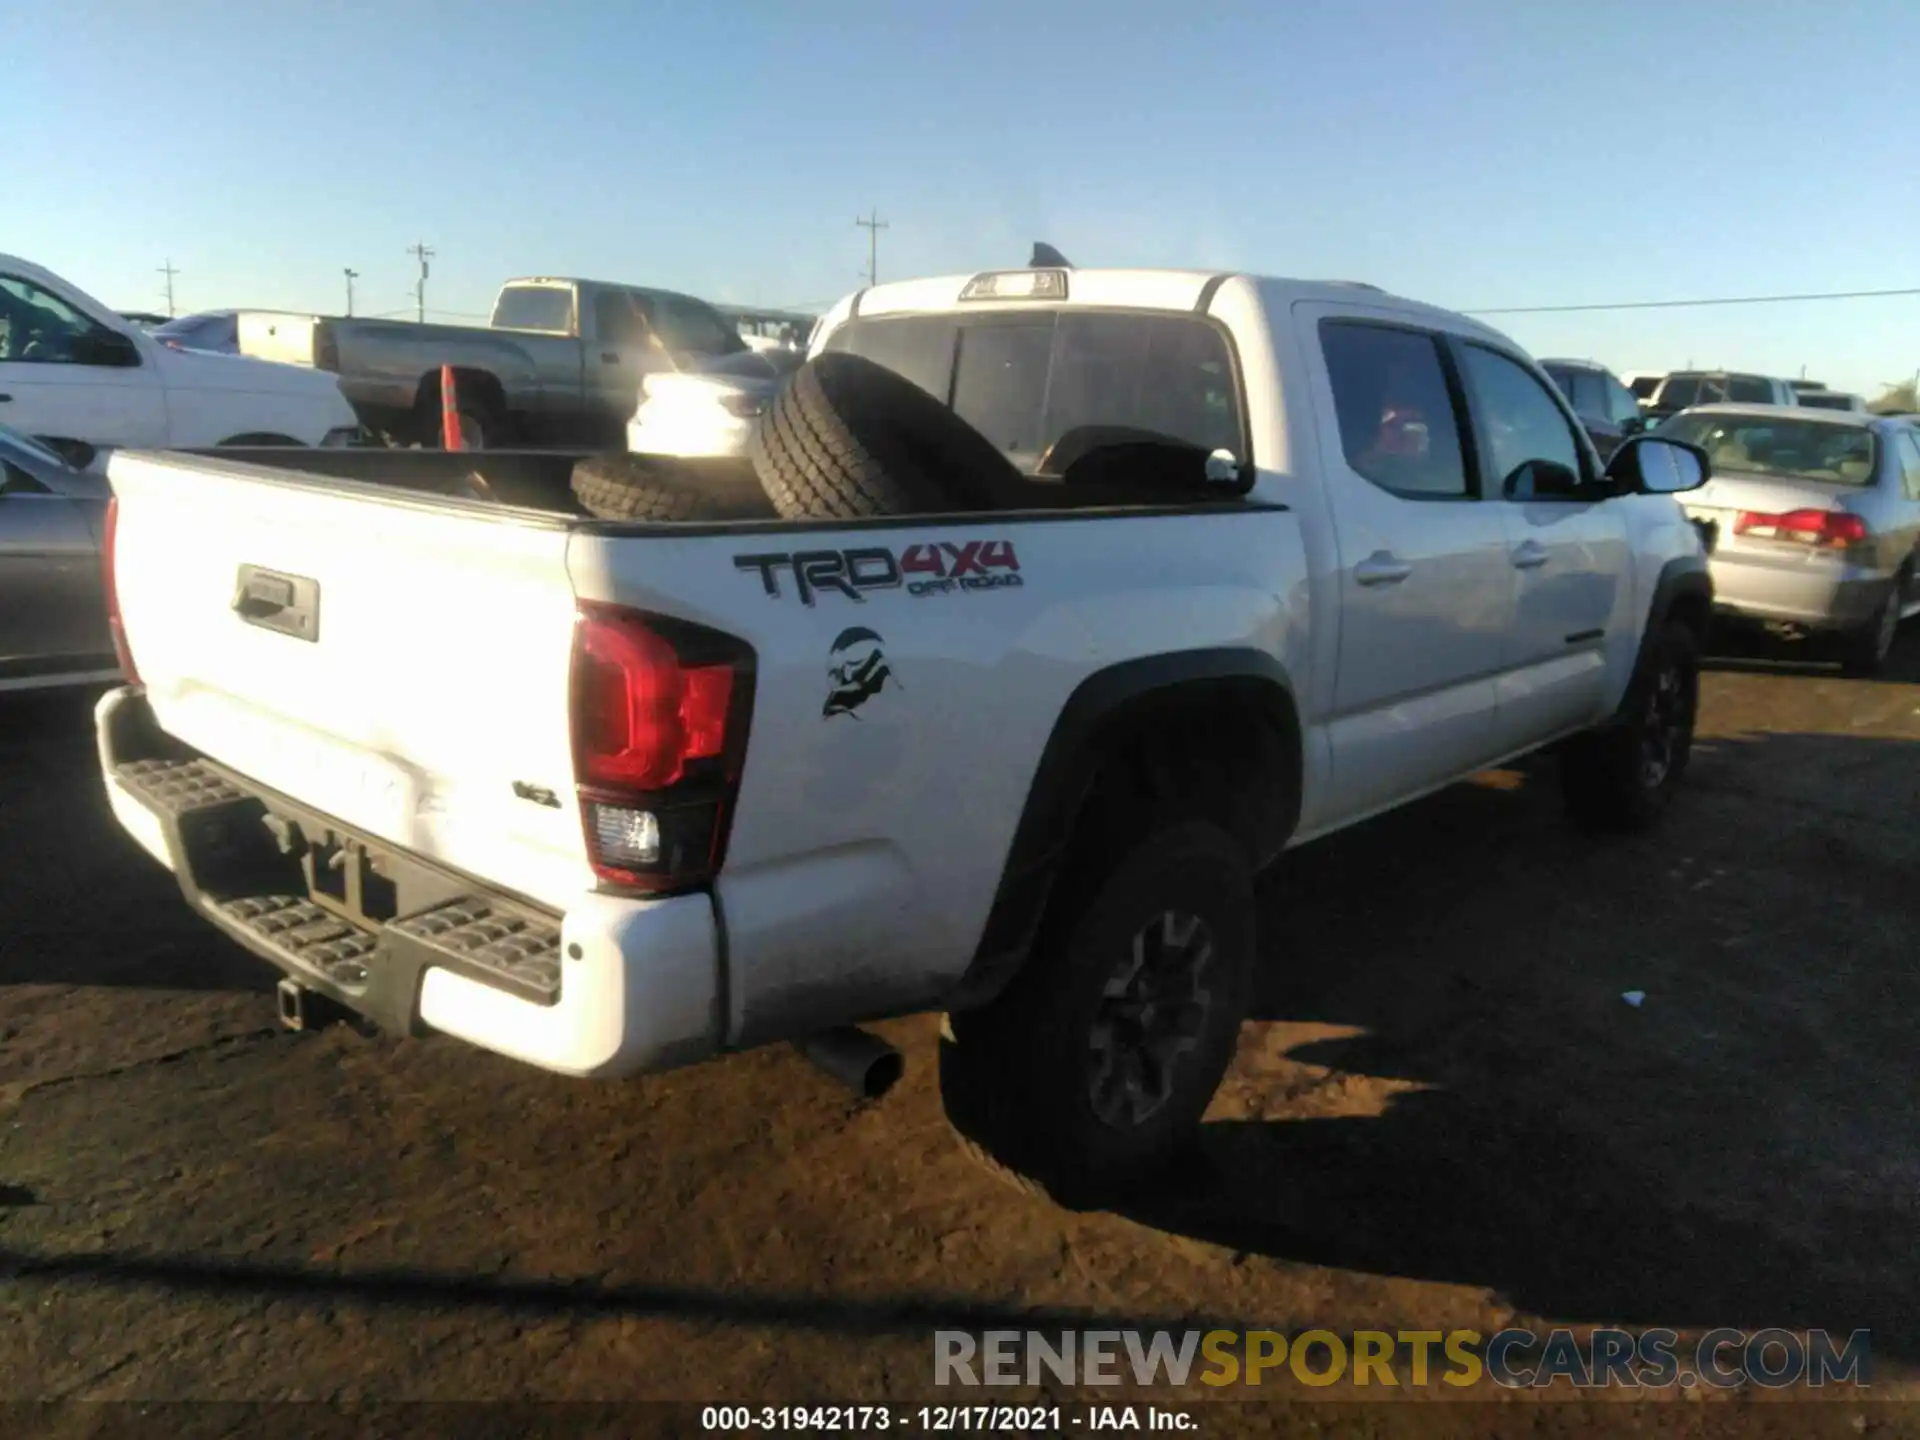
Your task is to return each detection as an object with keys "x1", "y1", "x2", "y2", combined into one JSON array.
[{"x1": 106, "y1": 451, "x2": 591, "y2": 908}]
